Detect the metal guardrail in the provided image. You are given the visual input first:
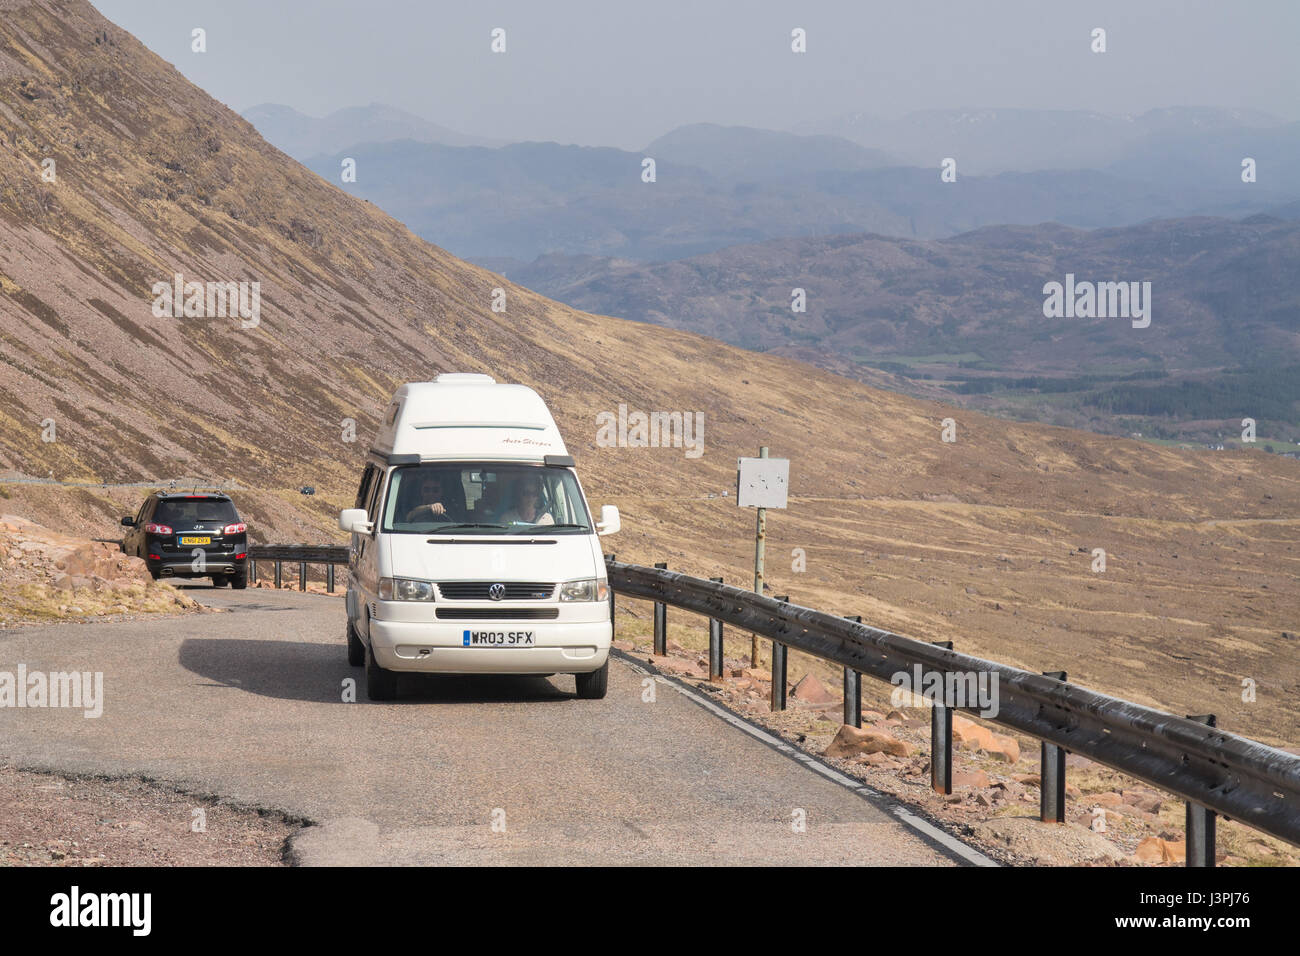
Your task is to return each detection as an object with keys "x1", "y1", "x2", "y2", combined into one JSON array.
[
  {"x1": 605, "y1": 558, "x2": 1300, "y2": 862},
  {"x1": 249, "y1": 545, "x2": 348, "y2": 563},
  {"x1": 247, "y1": 544, "x2": 347, "y2": 591}
]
